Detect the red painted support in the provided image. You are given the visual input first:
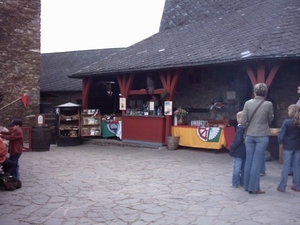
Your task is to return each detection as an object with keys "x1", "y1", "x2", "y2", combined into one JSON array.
[
  {"x1": 117, "y1": 73, "x2": 135, "y2": 115},
  {"x1": 117, "y1": 73, "x2": 134, "y2": 97},
  {"x1": 245, "y1": 65, "x2": 257, "y2": 86},
  {"x1": 246, "y1": 62, "x2": 281, "y2": 89},
  {"x1": 82, "y1": 78, "x2": 92, "y2": 109},
  {"x1": 159, "y1": 69, "x2": 182, "y2": 143},
  {"x1": 265, "y1": 62, "x2": 282, "y2": 88},
  {"x1": 257, "y1": 63, "x2": 265, "y2": 83}
]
